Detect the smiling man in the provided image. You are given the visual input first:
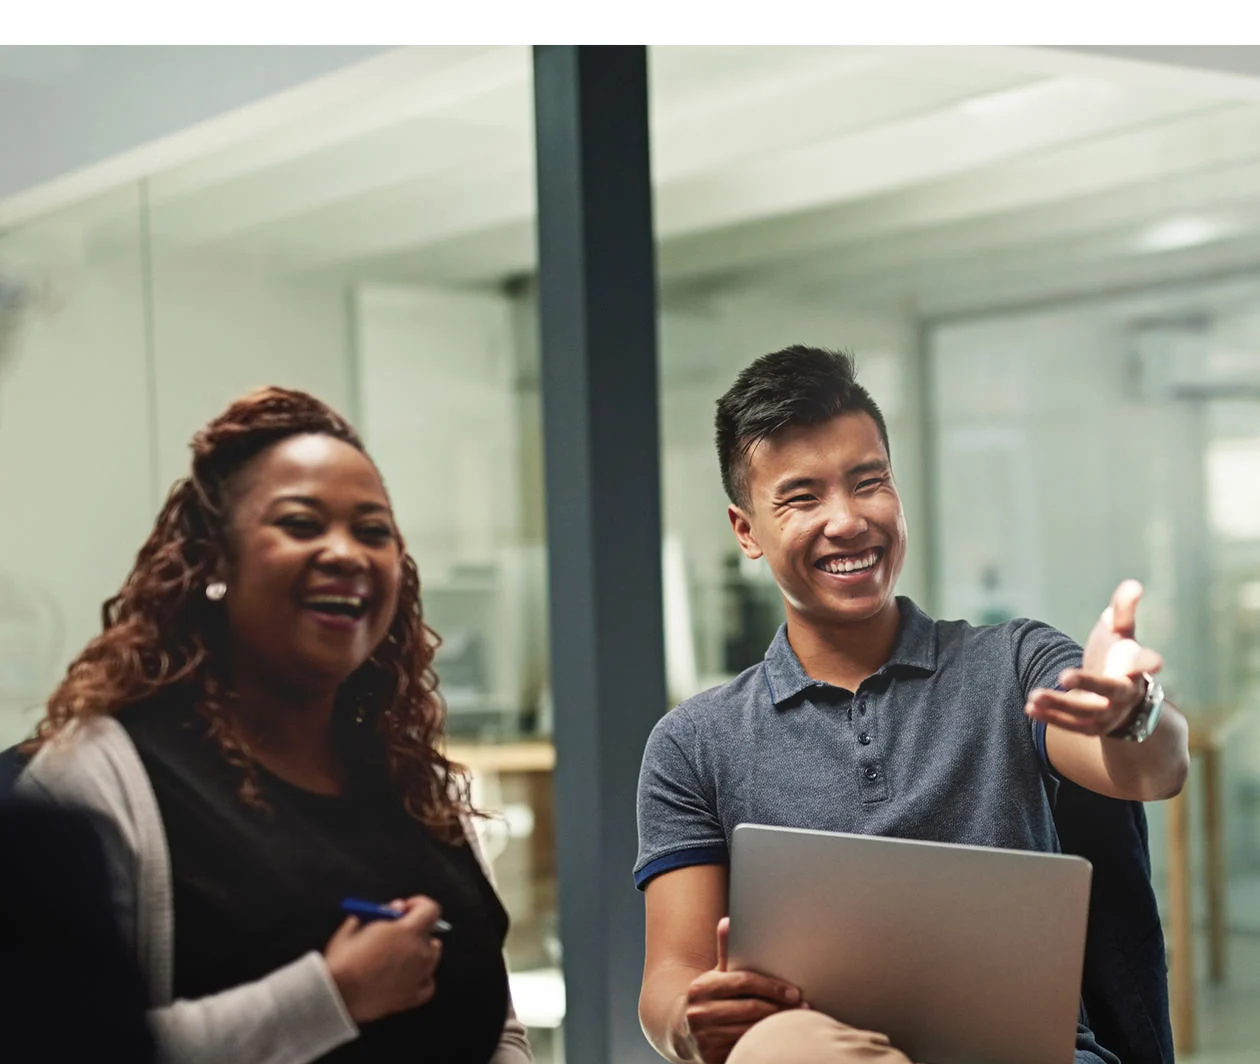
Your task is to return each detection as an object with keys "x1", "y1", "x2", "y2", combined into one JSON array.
[{"x1": 635, "y1": 346, "x2": 1189, "y2": 1064}]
